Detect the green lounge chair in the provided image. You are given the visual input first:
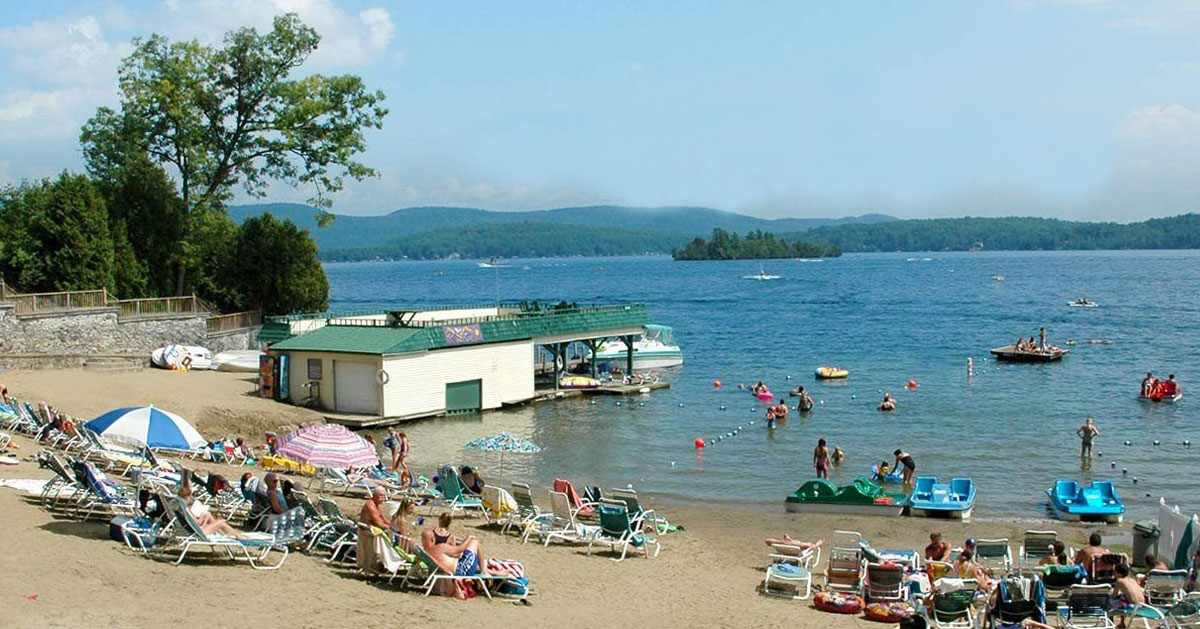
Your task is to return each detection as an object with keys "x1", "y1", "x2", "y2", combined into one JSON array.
[
  {"x1": 1056, "y1": 584, "x2": 1116, "y2": 628},
  {"x1": 607, "y1": 487, "x2": 672, "y2": 534},
  {"x1": 1018, "y1": 530, "x2": 1059, "y2": 572},
  {"x1": 974, "y1": 538, "x2": 1012, "y2": 576},
  {"x1": 506, "y1": 482, "x2": 553, "y2": 541},
  {"x1": 586, "y1": 500, "x2": 660, "y2": 561},
  {"x1": 865, "y1": 561, "x2": 906, "y2": 603},
  {"x1": 931, "y1": 578, "x2": 978, "y2": 628},
  {"x1": 427, "y1": 465, "x2": 484, "y2": 517}
]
